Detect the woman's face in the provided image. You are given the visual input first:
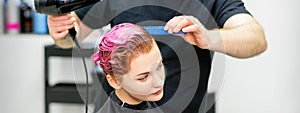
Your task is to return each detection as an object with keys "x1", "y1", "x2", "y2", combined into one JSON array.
[{"x1": 119, "y1": 43, "x2": 165, "y2": 102}]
